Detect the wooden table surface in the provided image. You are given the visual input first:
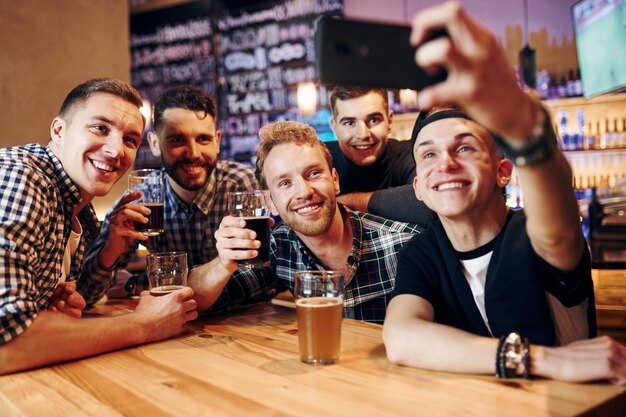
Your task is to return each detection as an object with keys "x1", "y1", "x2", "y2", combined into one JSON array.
[{"x1": 1, "y1": 300, "x2": 625, "y2": 417}]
